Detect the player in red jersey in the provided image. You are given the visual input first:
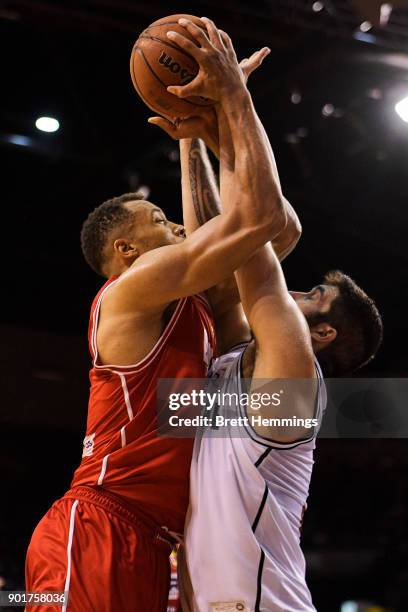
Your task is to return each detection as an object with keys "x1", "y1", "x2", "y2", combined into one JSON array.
[{"x1": 25, "y1": 21, "x2": 292, "y2": 612}]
